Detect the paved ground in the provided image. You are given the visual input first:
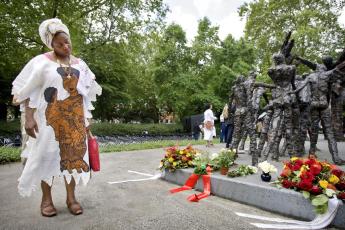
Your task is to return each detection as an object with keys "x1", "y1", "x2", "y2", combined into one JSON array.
[{"x1": 0, "y1": 136, "x2": 343, "y2": 230}]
